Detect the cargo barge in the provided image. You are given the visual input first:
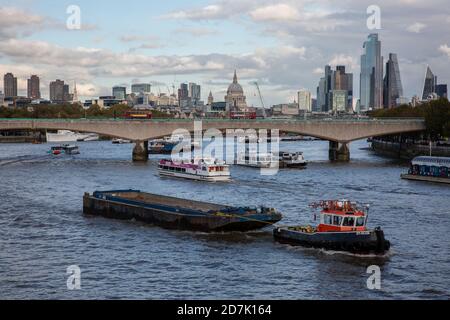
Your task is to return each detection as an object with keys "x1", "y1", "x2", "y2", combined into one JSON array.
[{"x1": 83, "y1": 190, "x2": 283, "y2": 232}]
